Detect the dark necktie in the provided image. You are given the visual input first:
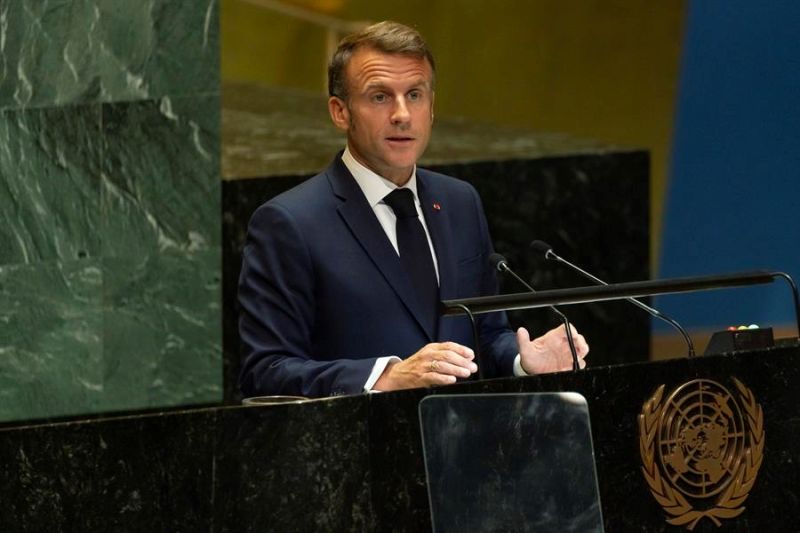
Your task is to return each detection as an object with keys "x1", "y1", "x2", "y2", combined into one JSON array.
[{"x1": 383, "y1": 188, "x2": 439, "y2": 335}]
